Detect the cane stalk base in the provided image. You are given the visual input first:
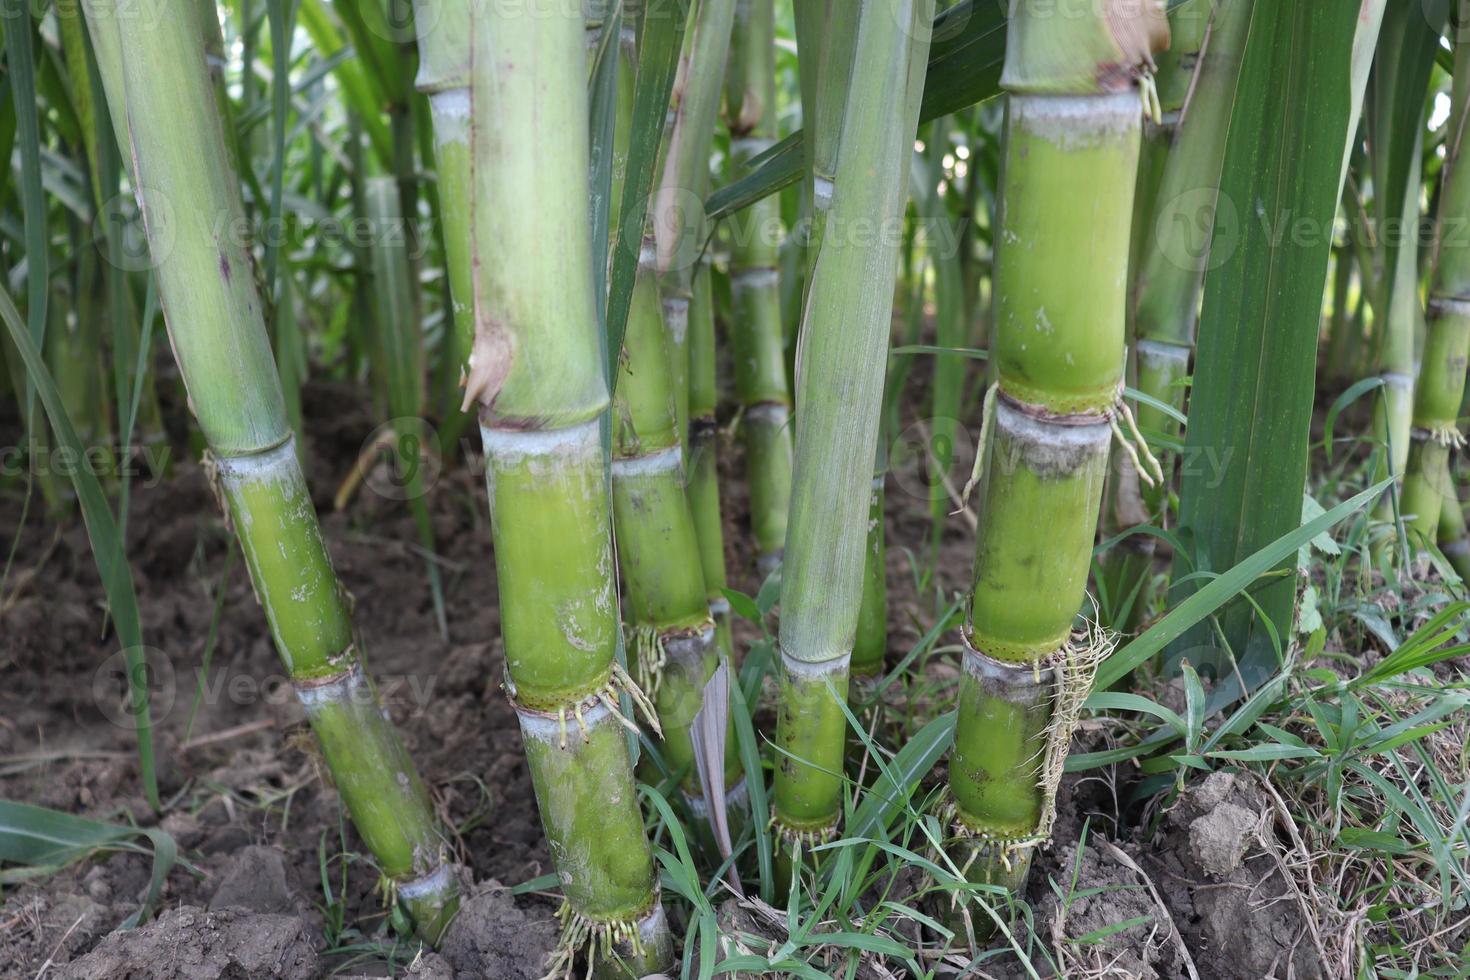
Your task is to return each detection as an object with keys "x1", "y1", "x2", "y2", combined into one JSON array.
[{"x1": 547, "y1": 899, "x2": 673, "y2": 980}]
